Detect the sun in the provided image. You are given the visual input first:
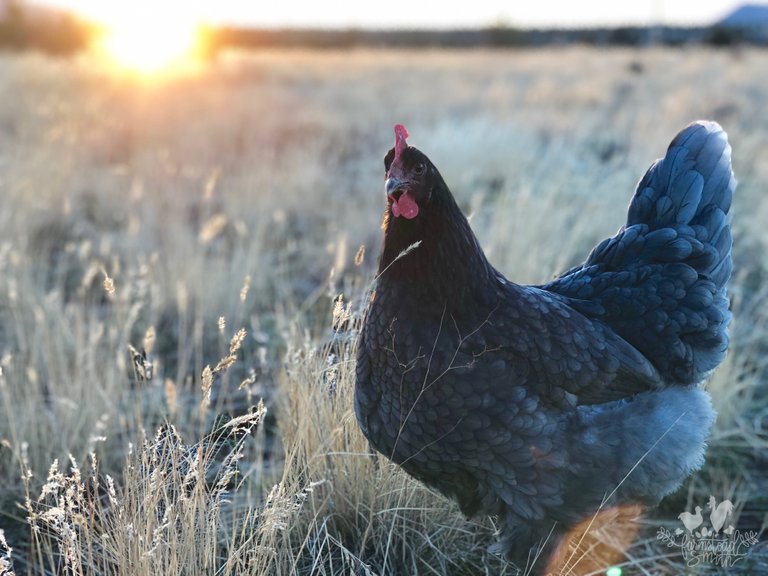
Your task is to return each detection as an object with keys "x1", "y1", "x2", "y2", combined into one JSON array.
[{"x1": 92, "y1": 3, "x2": 203, "y2": 73}]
